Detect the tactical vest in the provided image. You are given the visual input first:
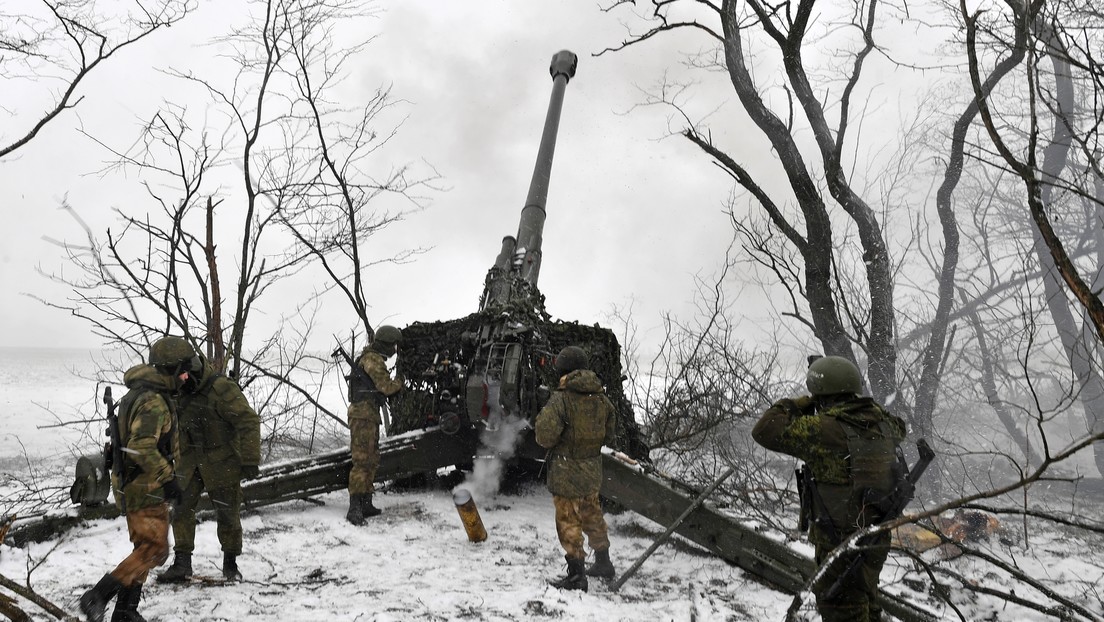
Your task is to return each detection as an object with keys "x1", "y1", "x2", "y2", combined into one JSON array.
[
  {"x1": 812, "y1": 419, "x2": 902, "y2": 537},
  {"x1": 114, "y1": 387, "x2": 177, "y2": 487},
  {"x1": 347, "y1": 356, "x2": 383, "y2": 405}
]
